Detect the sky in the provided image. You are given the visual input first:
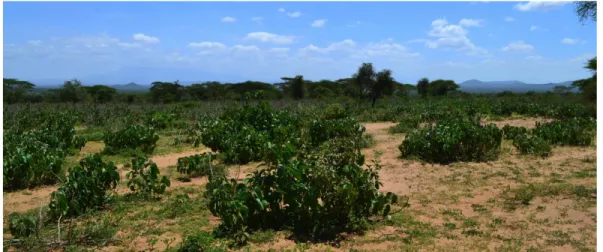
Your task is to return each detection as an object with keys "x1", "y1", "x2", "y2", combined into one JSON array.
[{"x1": 3, "y1": 1, "x2": 598, "y2": 85}]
